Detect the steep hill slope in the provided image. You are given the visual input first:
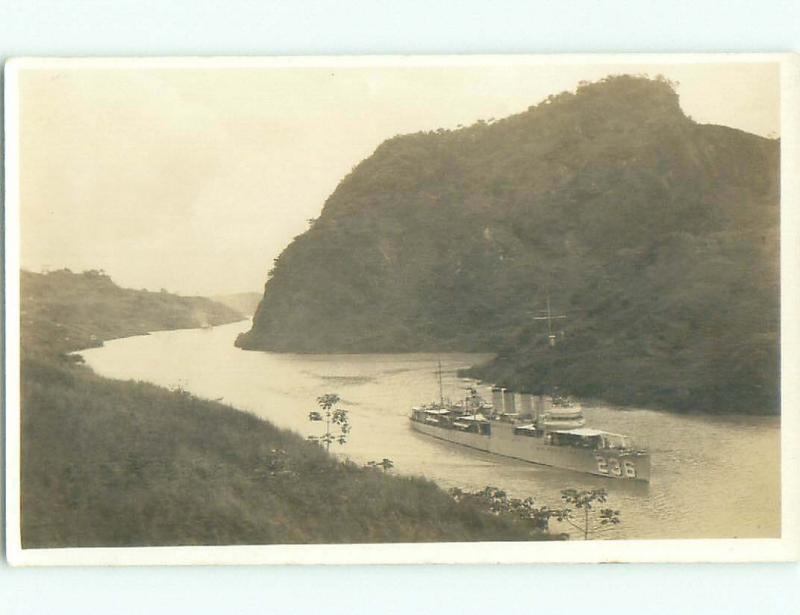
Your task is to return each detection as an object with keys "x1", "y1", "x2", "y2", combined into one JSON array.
[{"x1": 236, "y1": 76, "x2": 779, "y2": 414}]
